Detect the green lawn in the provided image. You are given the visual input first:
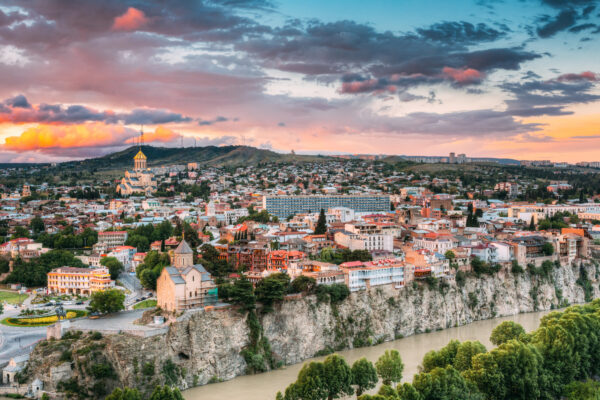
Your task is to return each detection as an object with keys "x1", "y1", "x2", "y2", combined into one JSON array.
[
  {"x1": 133, "y1": 299, "x2": 157, "y2": 310},
  {"x1": 0, "y1": 291, "x2": 28, "y2": 304}
]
